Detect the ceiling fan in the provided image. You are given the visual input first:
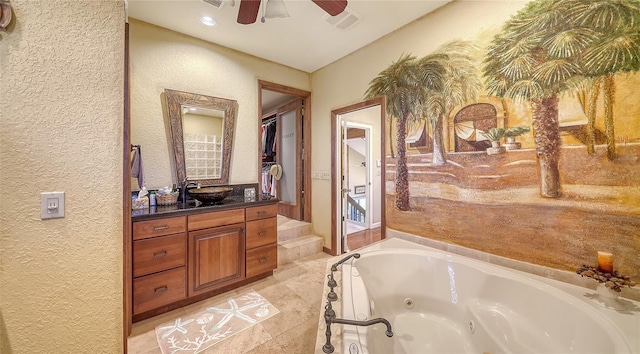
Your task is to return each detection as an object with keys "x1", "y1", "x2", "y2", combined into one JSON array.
[{"x1": 235, "y1": 0, "x2": 348, "y2": 25}]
